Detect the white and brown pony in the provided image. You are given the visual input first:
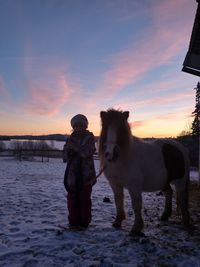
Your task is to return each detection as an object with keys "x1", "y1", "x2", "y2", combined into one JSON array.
[{"x1": 99, "y1": 109, "x2": 190, "y2": 235}]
